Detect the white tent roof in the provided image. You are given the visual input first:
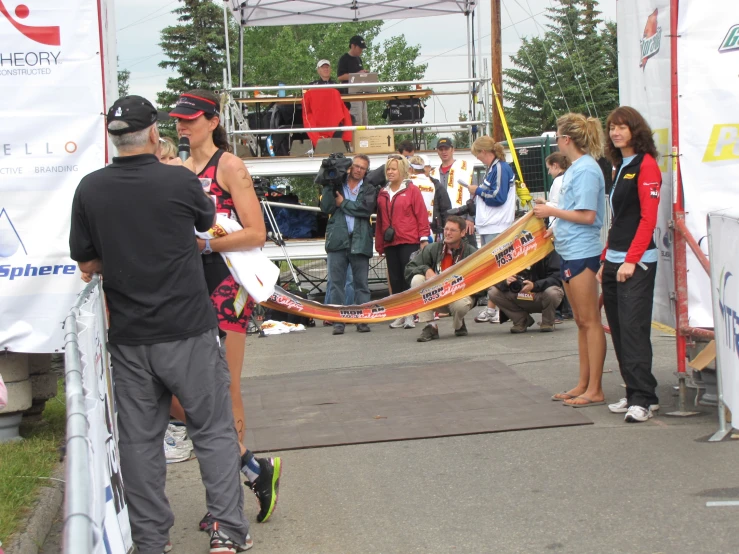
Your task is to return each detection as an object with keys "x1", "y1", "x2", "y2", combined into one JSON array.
[{"x1": 229, "y1": 0, "x2": 477, "y2": 27}]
